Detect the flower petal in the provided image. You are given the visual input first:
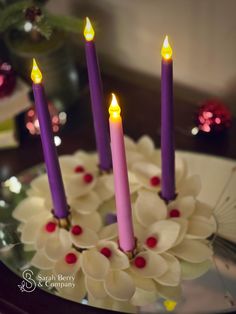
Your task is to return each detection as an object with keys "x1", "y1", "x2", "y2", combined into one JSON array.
[
  {"x1": 53, "y1": 249, "x2": 80, "y2": 276},
  {"x1": 178, "y1": 175, "x2": 201, "y2": 197},
  {"x1": 99, "y1": 223, "x2": 118, "y2": 240},
  {"x1": 124, "y1": 135, "x2": 136, "y2": 151},
  {"x1": 168, "y1": 196, "x2": 195, "y2": 219},
  {"x1": 131, "y1": 288, "x2": 158, "y2": 306},
  {"x1": 171, "y1": 218, "x2": 188, "y2": 246},
  {"x1": 144, "y1": 220, "x2": 180, "y2": 253},
  {"x1": 73, "y1": 150, "x2": 98, "y2": 172},
  {"x1": 56, "y1": 270, "x2": 86, "y2": 303},
  {"x1": 85, "y1": 276, "x2": 107, "y2": 299},
  {"x1": 71, "y1": 211, "x2": 102, "y2": 232},
  {"x1": 155, "y1": 283, "x2": 182, "y2": 301},
  {"x1": 126, "y1": 151, "x2": 144, "y2": 166},
  {"x1": 44, "y1": 229, "x2": 71, "y2": 261},
  {"x1": 70, "y1": 191, "x2": 101, "y2": 214},
  {"x1": 131, "y1": 251, "x2": 168, "y2": 278},
  {"x1": 175, "y1": 154, "x2": 187, "y2": 186},
  {"x1": 194, "y1": 200, "x2": 213, "y2": 219},
  {"x1": 132, "y1": 162, "x2": 161, "y2": 190},
  {"x1": 21, "y1": 212, "x2": 50, "y2": 244},
  {"x1": 180, "y1": 259, "x2": 212, "y2": 280},
  {"x1": 35, "y1": 218, "x2": 59, "y2": 250},
  {"x1": 70, "y1": 226, "x2": 98, "y2": 249},
  {"x1": 31, "y1": 250, "x2": 55, "y2": 269},
  {"x1": 13, "y1": 196, "x2": 45, "y2": 223},
  {"x1": 186, "y1": 216, "x2": 215, "y2": 239},
  {"x1": 96, "y1": 240, "x2": 130, "y2": 270},
  {"x1": 104, "y1": 270, "x2": 135, "y2": 301},
  {"x1": 169, "y1": 239, "x2": 213, "y2": 263},
  {"x1": 81, "y1": 249, "x2": 109, "y2": 280},
  {"x1": 98, "y1": 197, "x2": 116, "y2": 222},
  {"x1": 137, "y1": 135, "x2": 155, "y2": 157},
  {"x1": 129, "y1": 172, "x2": 142, "y2": 193},
  {"x1": 134, "y1": 189, "x2": 167, "y2": 227},
  {"x1": 30, "y1": 174, "x2": 51, "y2": 199},
  {"x1": 65, "y1": 175, "x2": 96, "y2": 199},
  {"x1": 104, "y1": 172, "x2": 140, "y2": 195},
  {"x1": 59, "y1": 155, "x2": 80, "y2": 176},
  {"x1": 94, "y1": 175, "x2": 114, "y2": 201},
  {"x1": 127, "y1": 270, "x2": 156, "y2": 292},
  {"x1": 155, "y1": 253, "x2": 181, "y2": 286}
]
